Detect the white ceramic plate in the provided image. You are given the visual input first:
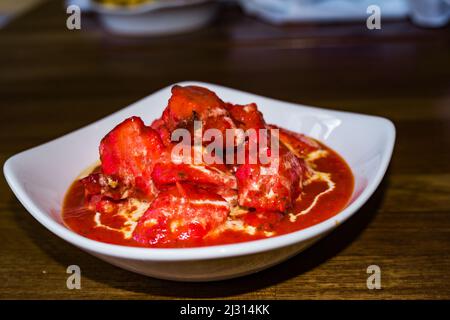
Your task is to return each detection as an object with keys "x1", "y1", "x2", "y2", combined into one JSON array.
[
  {"x1": 3, "y1": 81, "x2": 395, "y2": 281},
  {"x1": 90, "y1": 0, "x2": 218, "y2": 36}
]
